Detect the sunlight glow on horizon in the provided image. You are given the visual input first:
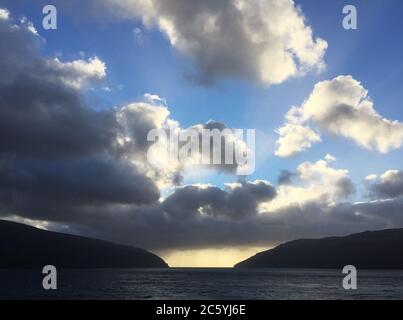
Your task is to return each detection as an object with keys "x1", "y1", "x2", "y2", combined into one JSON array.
[{"x1": 159, "y1": 246, "x2": 272, "y2": 268}]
